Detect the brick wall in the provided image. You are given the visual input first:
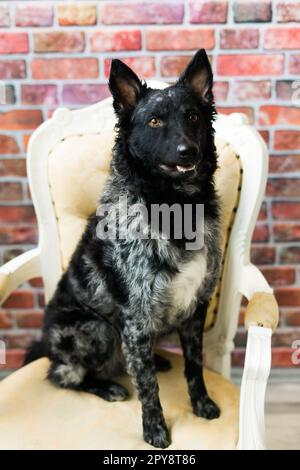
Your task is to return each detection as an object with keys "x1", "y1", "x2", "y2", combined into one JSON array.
[{"x1": 0, "y1": 0, "x2": 300, "y2": 371}]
